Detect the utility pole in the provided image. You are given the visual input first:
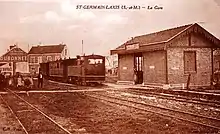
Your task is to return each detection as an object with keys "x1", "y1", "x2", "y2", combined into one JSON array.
[{"x1": 82, "y1": 40, "x2": 84, "y2": 55}]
